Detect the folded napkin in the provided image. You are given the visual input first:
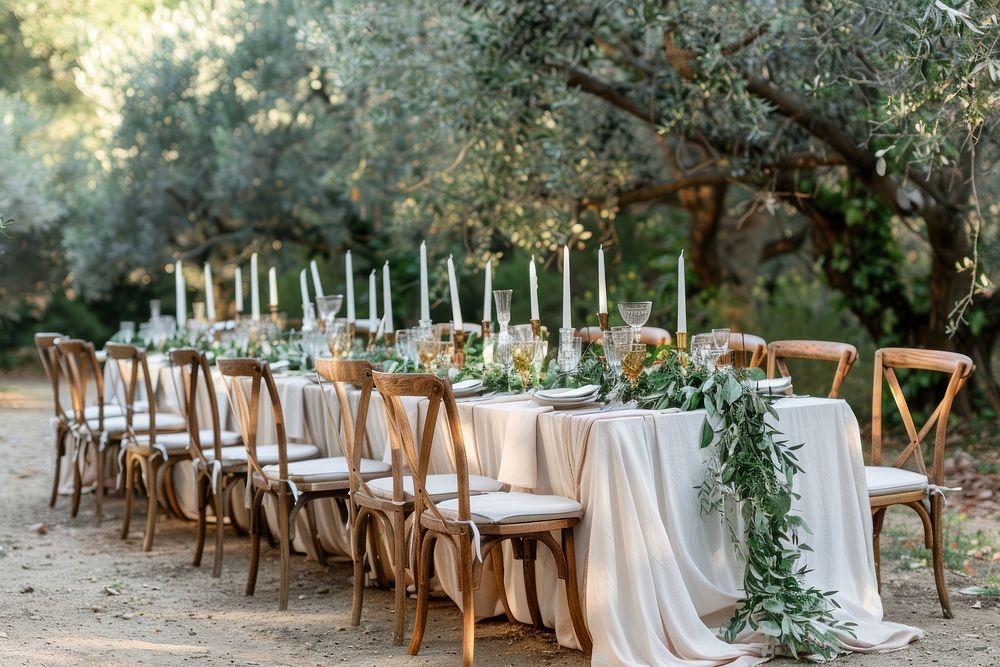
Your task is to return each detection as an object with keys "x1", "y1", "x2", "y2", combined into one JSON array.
[{"x1": 535, "y1": 384, "x2": 601, "y2": 400}]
